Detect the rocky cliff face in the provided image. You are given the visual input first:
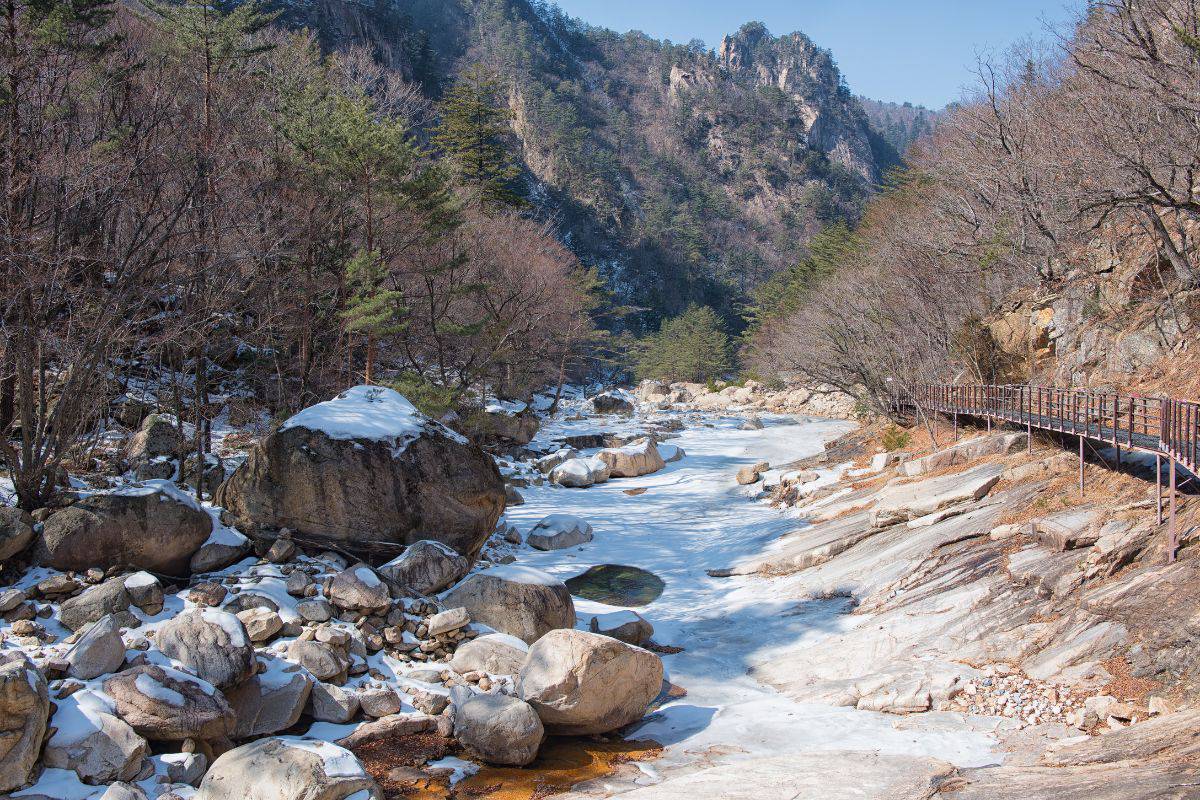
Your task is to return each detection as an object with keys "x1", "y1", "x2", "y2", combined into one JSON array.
[{"x1": 718, "y1": 24, "x2": 881, "y2": 182}]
